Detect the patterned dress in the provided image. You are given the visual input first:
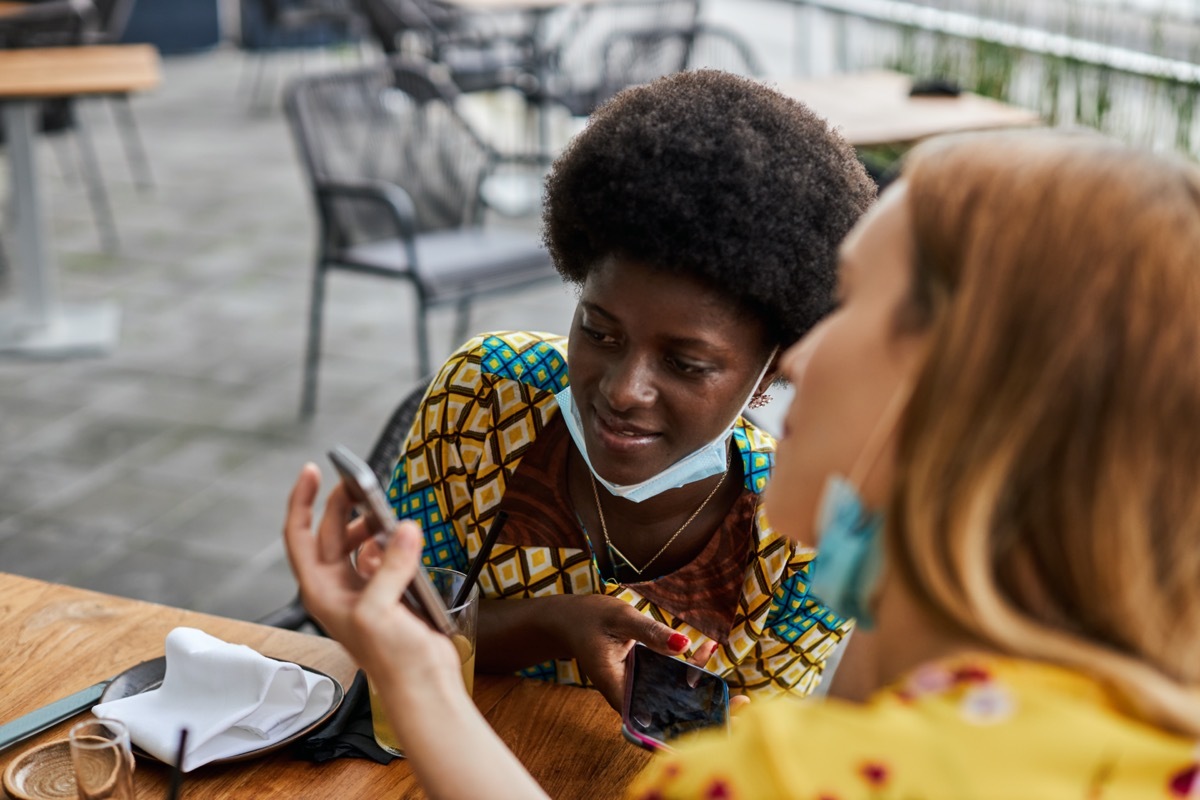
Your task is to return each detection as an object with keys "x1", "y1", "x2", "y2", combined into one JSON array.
[
  {"x1": 386, "y1": 331, "x2": 849, "y2": 697},
  {"x1": 628, "y1": 654, "x2": 1200, "y2": 799}
]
